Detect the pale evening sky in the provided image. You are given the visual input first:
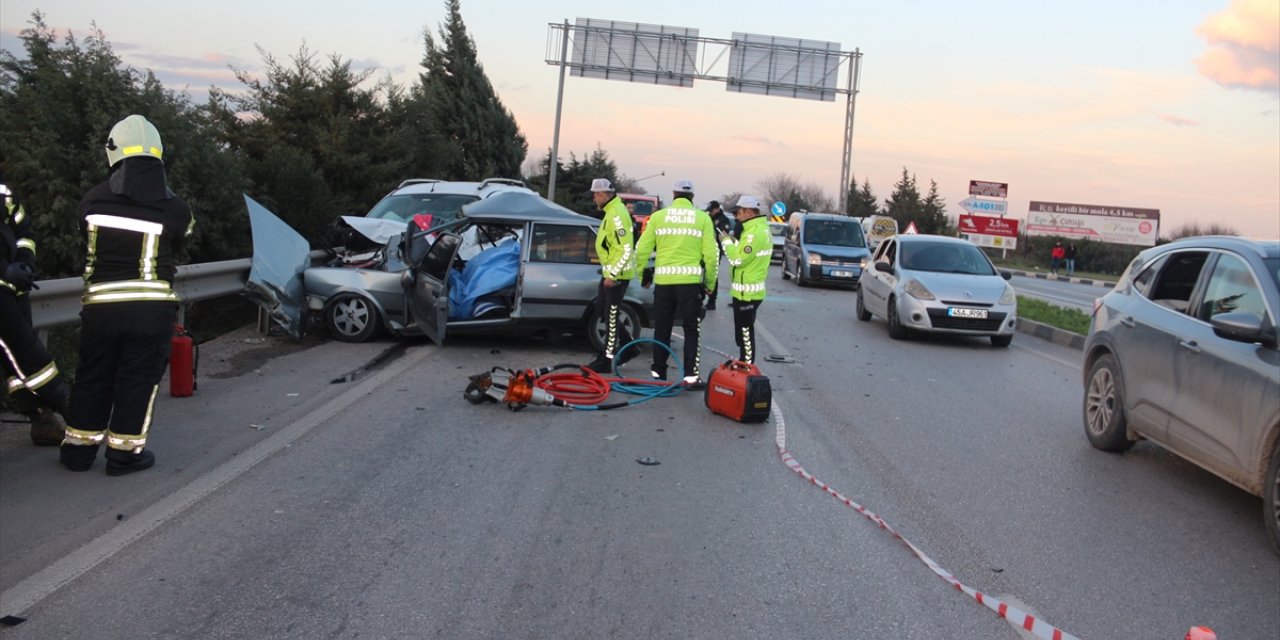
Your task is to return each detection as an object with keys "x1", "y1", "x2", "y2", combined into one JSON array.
[{"x1": 2, "y1": 0, "x2": 1277, "y2": 237}]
